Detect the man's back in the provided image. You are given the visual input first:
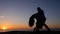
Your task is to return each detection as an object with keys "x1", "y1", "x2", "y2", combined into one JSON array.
[{"x1": 31, "y1": 13, "x2": 46, "y2": 24}]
